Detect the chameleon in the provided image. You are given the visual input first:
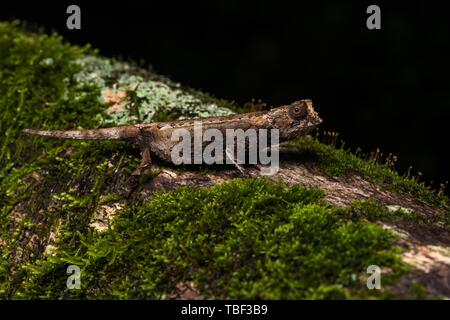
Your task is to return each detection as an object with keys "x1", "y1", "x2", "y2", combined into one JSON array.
[{"x1": 22, "y1": 99, "x2": 322, "y2": 172}]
